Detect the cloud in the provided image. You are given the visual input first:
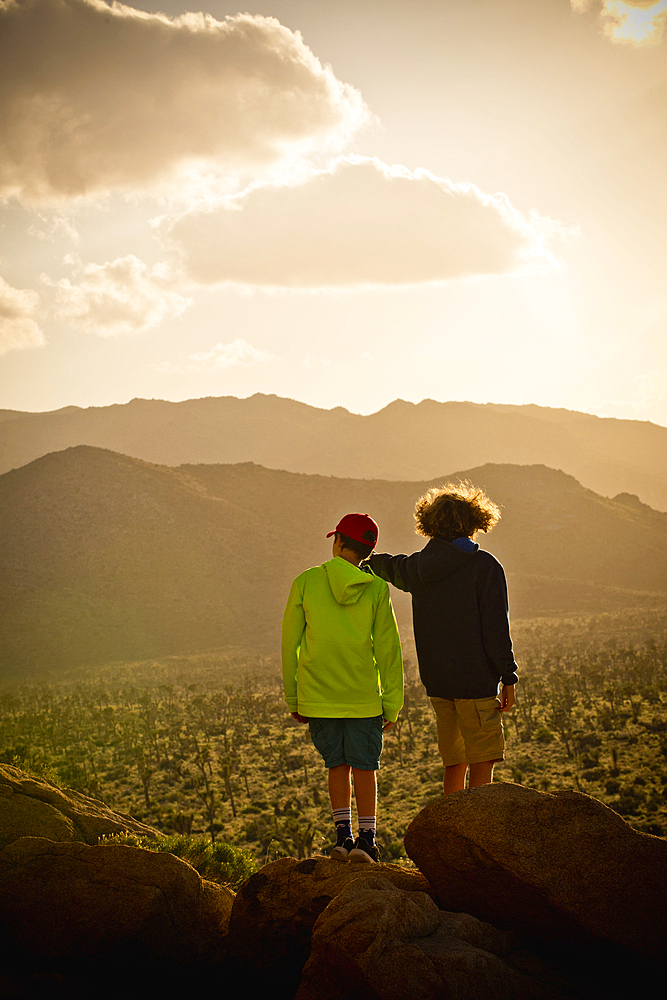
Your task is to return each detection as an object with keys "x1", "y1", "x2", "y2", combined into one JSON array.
[
  {"x1": 27, "y1": 214, "x2": 80, "y2": 243},
  {"x1": 601, "y1": 370, "x2": 667, "y2": 414},
  {"x1": 633, "y1": 370, "x2": 667, "y2": 406},
  {"x1": 0, "y1": 277, "x2": 44, "y2": 354},
  {"x1": 43, "y1": 254, "x2": 191, "y2": 336},
  {"x1": 0, "y1": 0, "x2": 368, "y2": 204},
  {"x1": 302, "y1": 355, "x2": 332, "y2": 369},
  {"x1": 155, "y1": 338, "x2": 276, "y2": 373},
  {"x1": 160, "y1": 157, "x2": 561, "y2": 289},
  {"x1": 572, "y1": 0, "x2": 667, "y2": 44},
  {"x1": 602, "y1": 0, "x2": 667, "y2": 43}
]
